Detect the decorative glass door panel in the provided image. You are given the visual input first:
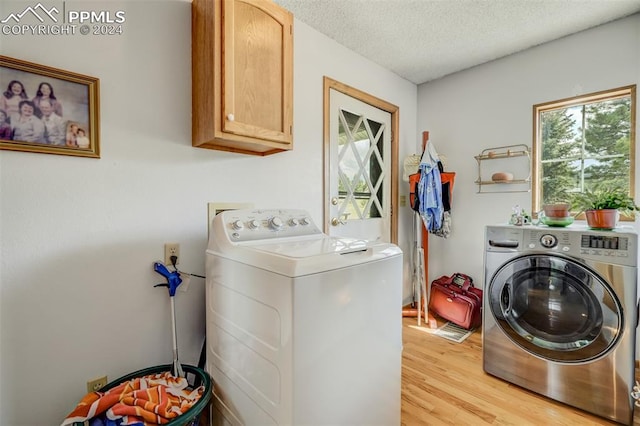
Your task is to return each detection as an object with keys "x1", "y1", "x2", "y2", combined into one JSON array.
[{"x1": 329, "y1": 89, "x2": 391, "y2": 241}]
